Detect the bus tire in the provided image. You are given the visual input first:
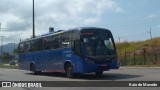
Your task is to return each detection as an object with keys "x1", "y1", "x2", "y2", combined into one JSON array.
[
  {"x1": 95, "y1": 71, "x2": 103, "y2": 76},
  {"x1": 65, "y1": 64, "x2": 74, "y2": 78},
  {"x1": 30, "y1": 64, "x2": 41, "y2": 75}
]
